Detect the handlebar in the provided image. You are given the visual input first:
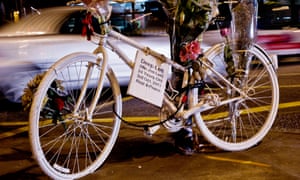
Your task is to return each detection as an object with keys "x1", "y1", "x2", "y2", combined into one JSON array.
[{"x1": 67, "y1": 0, "x2": 112, "y2": 21}]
